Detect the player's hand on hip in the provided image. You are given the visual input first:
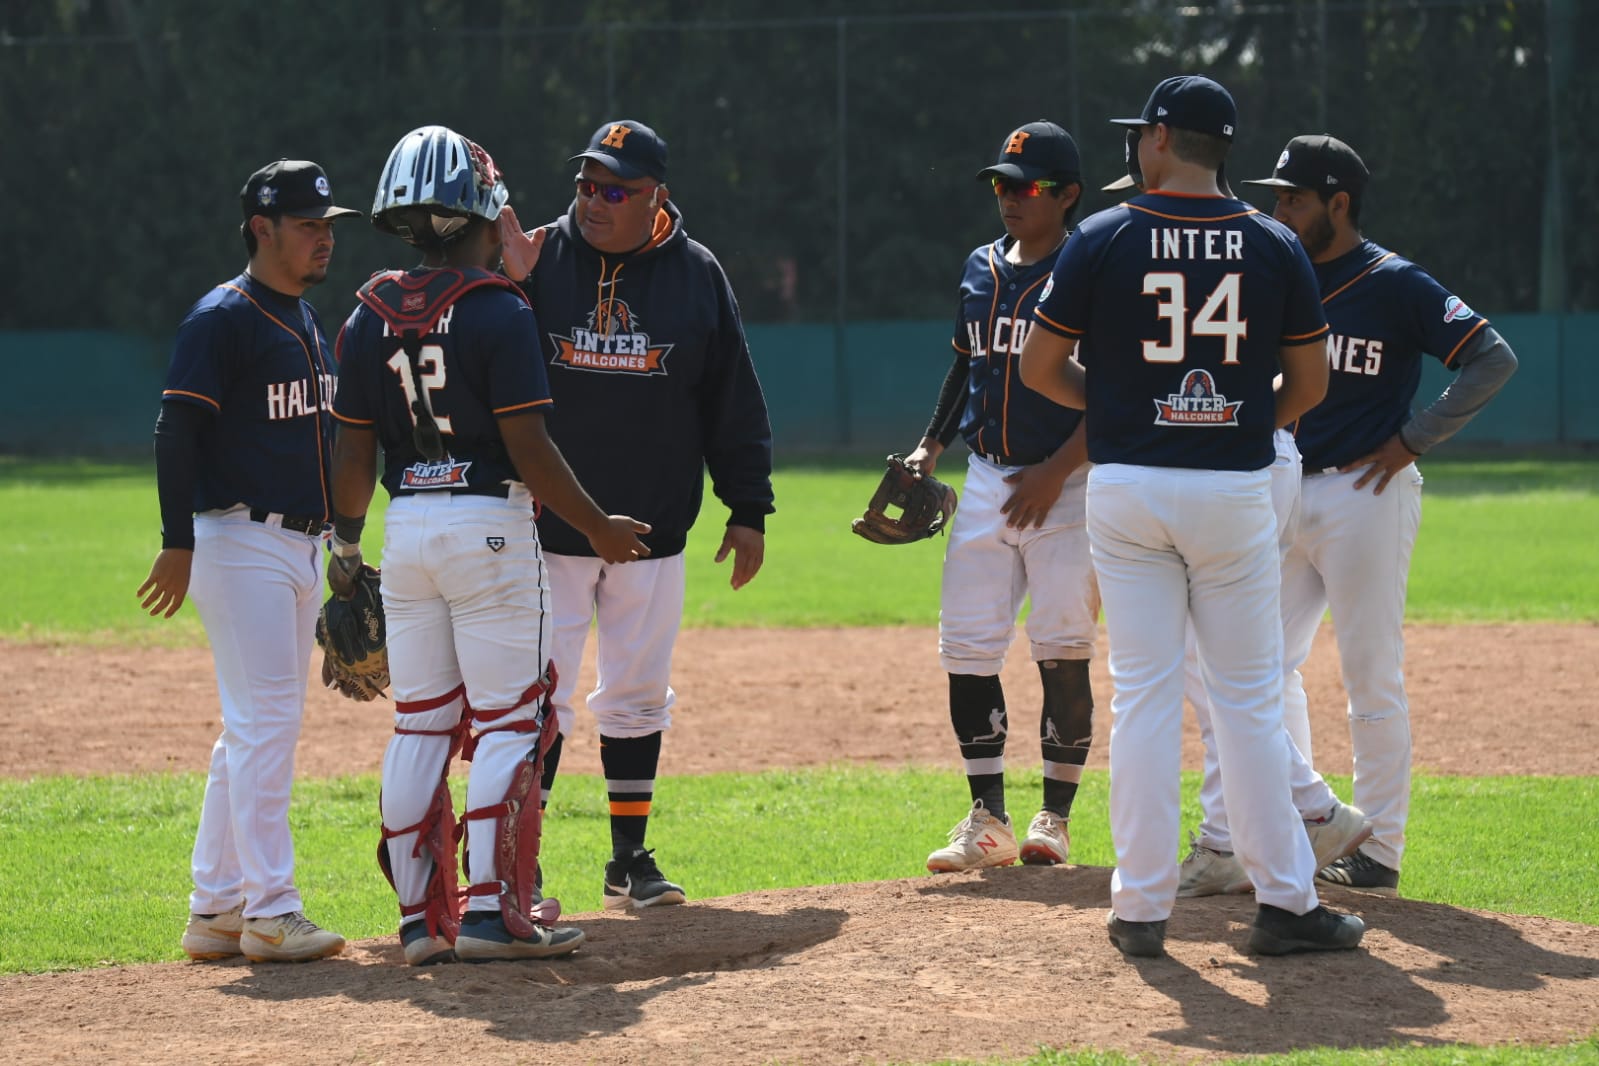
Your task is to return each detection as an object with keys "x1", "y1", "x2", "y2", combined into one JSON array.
[
  {"x1": 589, "y1": 515, "x2": 652, "y2": 564},
  {"x1": 1001, "y1": 464, "x2": 1068, "y2": 529},
  {"x1": 904, "y1": 438, "x2": 943, "y2": 478},
  {"x1": 715, "y1": 525, "x2": 765, "y2": 590},
  {"x1": 496, "y1": 206, "x2": 547, "y2": 283},
  {"x1": 137, "y1": 548, "x2": 193, "y2": 618},
  {"x1": 1341, "y1": 433, "x2": 1418, "y2": 495}
]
